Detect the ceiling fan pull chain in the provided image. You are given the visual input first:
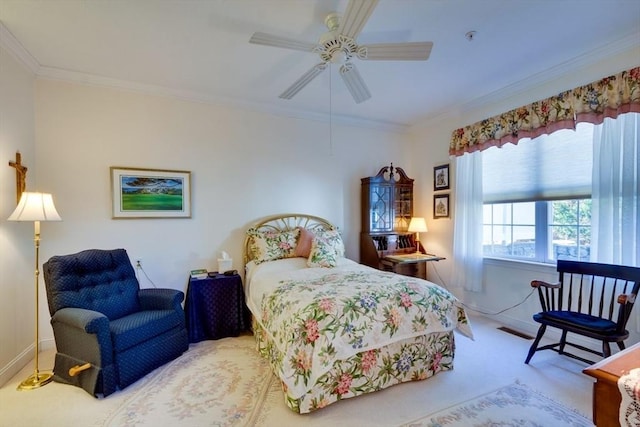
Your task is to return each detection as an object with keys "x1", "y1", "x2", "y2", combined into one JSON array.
[{"x1": 329, "y1": 64, "x2": 333, "y2": 157}]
